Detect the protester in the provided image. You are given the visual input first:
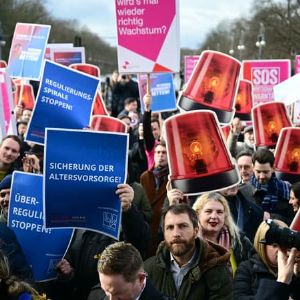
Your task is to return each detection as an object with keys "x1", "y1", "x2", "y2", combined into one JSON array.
[
  {"x1": 21, "y1": 108, "x2": 32, "y2": 123},
  {"x1": 0, "y1": 174, "x2": 13, "y2": 222},
  {"x1": 17, "y1": 120, "x2": 28, "y2": 139},
  {"x1": 87, "y1": 242, "x2": 167, "y2": 300},
  {"x1": 56, "y1": 183, "x2": 150, "y2": 300},
  {"x1": 227, "y1": 117, "x2": 255, "y2": 158},
  {"x1": 250, "y1": 148, "x2": 293, "y2": 224},
  {"x1": 0, "y1": 135, "x2": 22, "y2": 181},
  {"x1": 233, "y1": 220, "x2": 300, "y2": 300},
  {"x1": 220, "y1": 184, "x2": 264, "y2": 242},
  {"x1": 193, "y1": 192, "x2": 253, "y2": 276},
  {"x1": 117, "y1": 97, "x2": 139, "y2": 118},
  {"x1": 141, "y1": 87, "x2": 162, "y2": 169},
  {"x1": 236, "y1": 150, "x2": 254, "y2": 185},
  {"x1": 140, "y1": 141, "x2": 169, "y2": 256},
  {"x1": 144, "y1": 204, "x2": 232, "y2": 300},
  {"x1": 289, "y1": 181, "x2": 300, "y2": 213},
  {"x1": 111, "y1": 74, "x2": 139, "y2": 117}
]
